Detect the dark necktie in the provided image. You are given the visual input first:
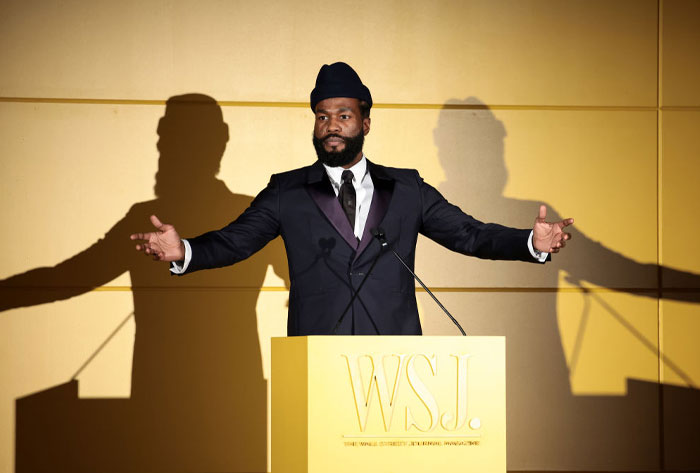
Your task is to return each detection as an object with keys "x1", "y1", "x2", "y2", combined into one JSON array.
[{"x1": 338, "y1": 170, "x2": 356, "y2": 231}]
